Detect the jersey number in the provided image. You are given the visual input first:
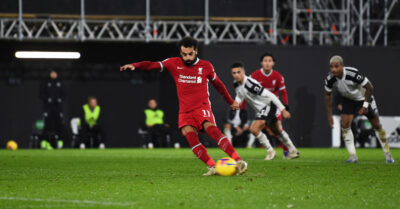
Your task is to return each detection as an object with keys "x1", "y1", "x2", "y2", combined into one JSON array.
[
  {"x1": 202, "y1": 110, "x2": 211, "y2": 117},
  {"x1": 259, "y1": 107, "x2": 268, "y2": 116}
]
